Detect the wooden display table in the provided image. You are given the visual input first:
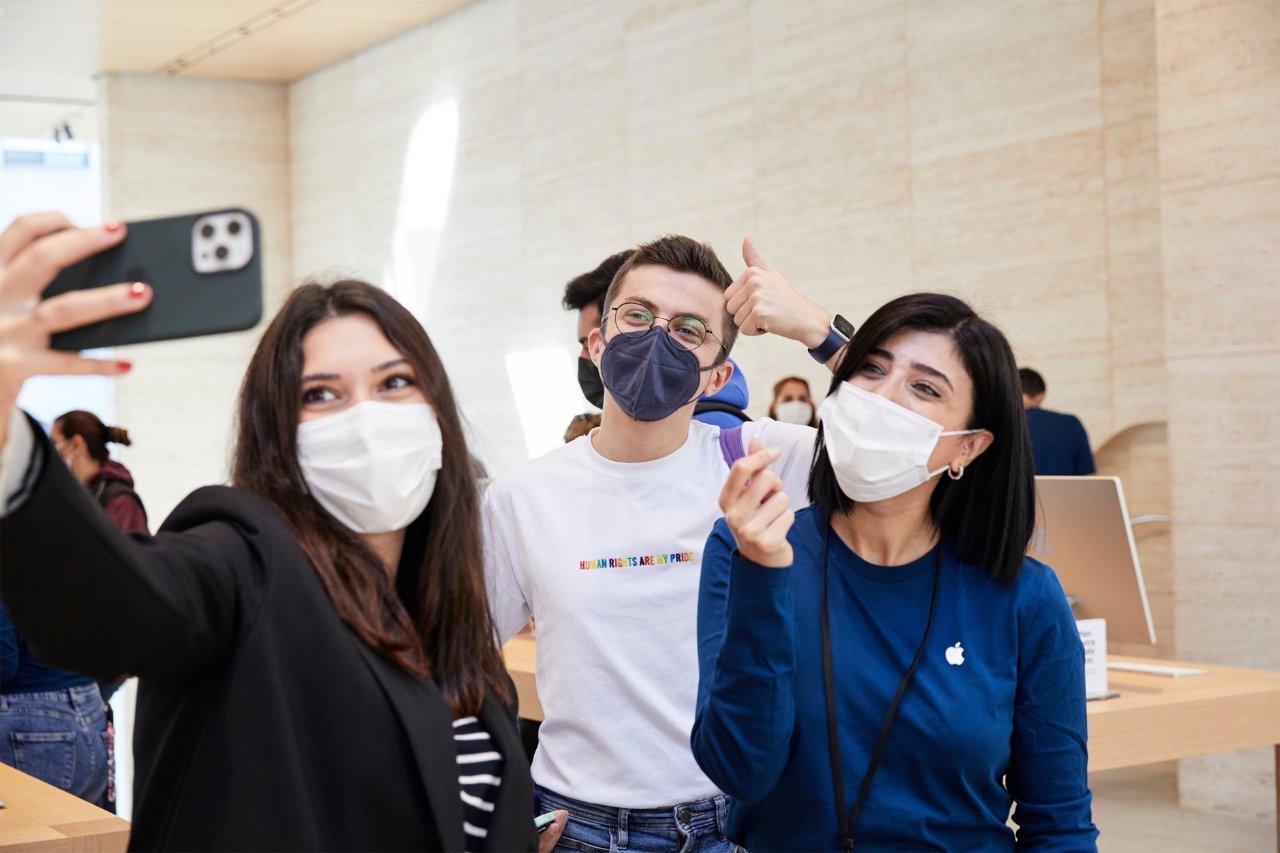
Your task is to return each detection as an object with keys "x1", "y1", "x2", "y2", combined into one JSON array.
[
  {"x1": 503, "y1": 639, "x2": 1280, "y2": 848},
  {"x1": 0, "y1": 763, "x2": 129, "y2": 851}
]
